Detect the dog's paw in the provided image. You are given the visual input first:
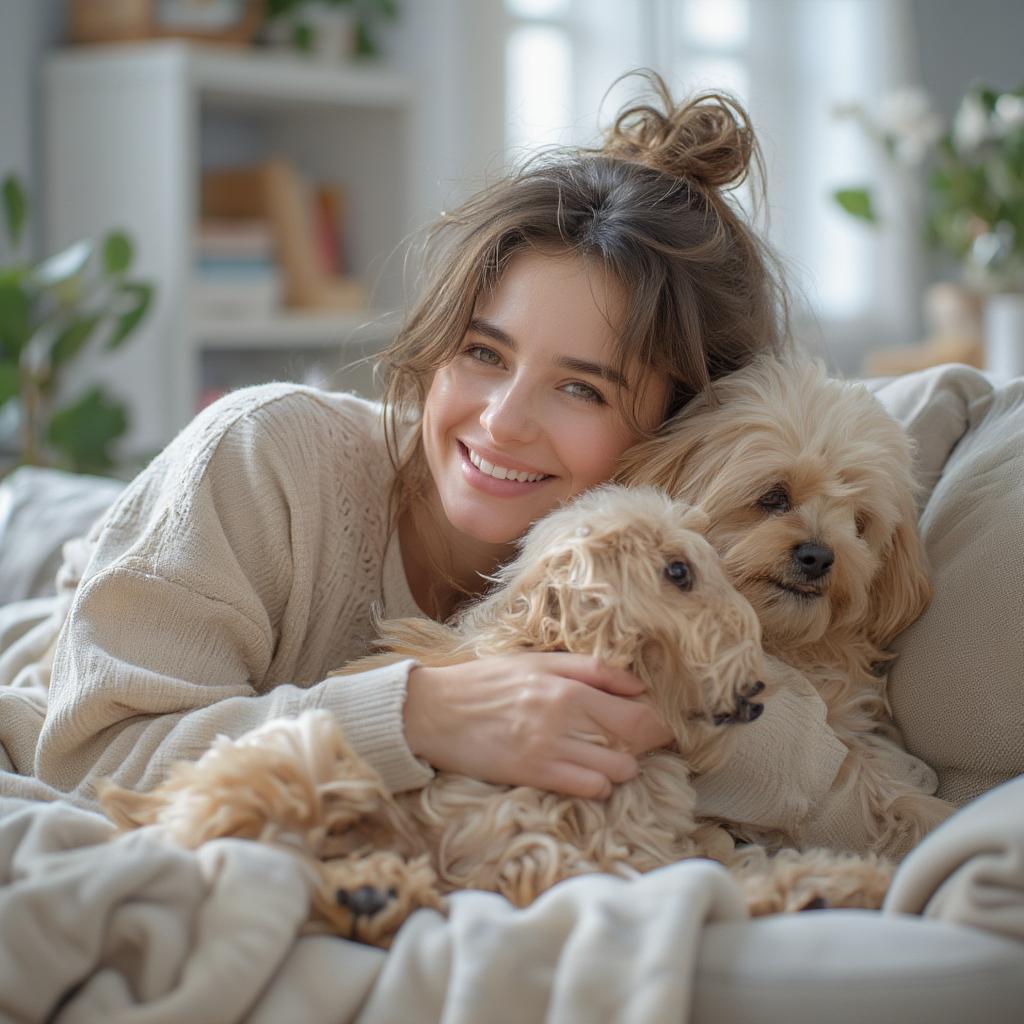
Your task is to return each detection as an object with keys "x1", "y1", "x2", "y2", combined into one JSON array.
[
  {"x1": 875, "y1": 792, "x2": 956, "y2": 857},
  {"x1": 312, "y1": 851, "x2": 445, "y2": 948},
  {"x1": 734, "y1": 847, "x2": 894, "y2": 917},
  {"x1": 335, "y1": 883, "x2": 399, "y2": 918}
]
